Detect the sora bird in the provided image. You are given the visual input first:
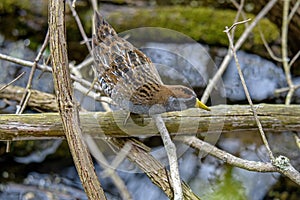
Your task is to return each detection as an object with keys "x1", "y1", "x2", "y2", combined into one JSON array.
[{"x1": 92, "y1": 11, "x2": 210, "y2": 115}]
